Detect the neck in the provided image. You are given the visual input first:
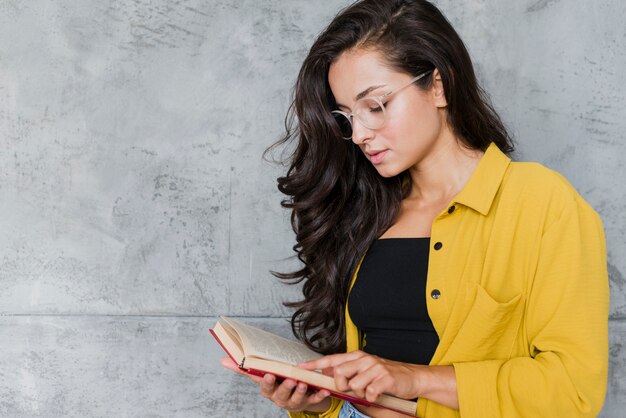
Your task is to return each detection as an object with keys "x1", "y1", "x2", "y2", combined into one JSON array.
[{"x1": 407, "y1": 131, "x2": 483, "y2": 205}]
